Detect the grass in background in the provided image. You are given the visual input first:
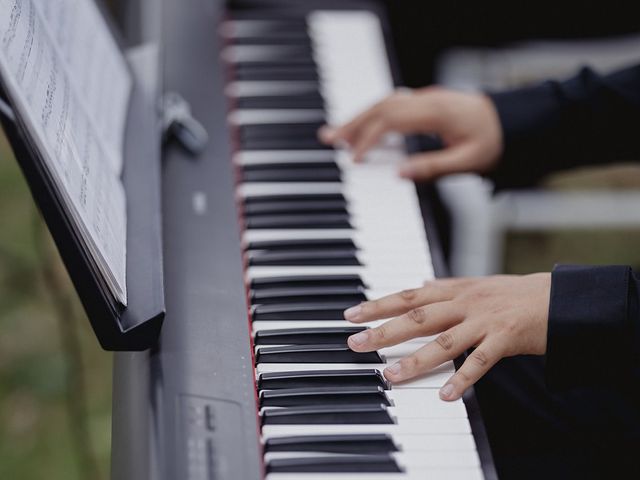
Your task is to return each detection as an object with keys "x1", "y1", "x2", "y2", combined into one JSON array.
[{"x1": 0, "y1": 132, "x2": 111, "y2": 480}]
